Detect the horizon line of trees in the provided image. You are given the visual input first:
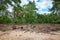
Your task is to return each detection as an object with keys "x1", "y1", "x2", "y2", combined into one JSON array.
[{"x1": 0, "y1": 0, "x2": 60, "y2": 24}]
